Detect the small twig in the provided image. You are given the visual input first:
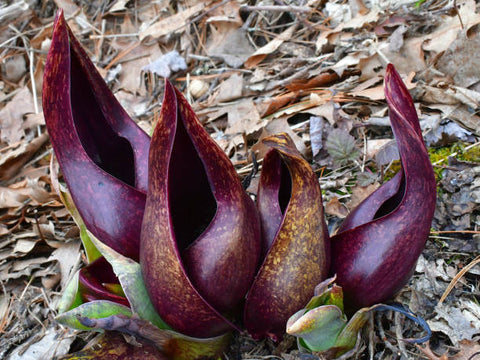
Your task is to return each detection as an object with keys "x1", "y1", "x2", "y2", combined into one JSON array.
[
  {"x1": 394, "y1": 311, "x2": 408, "y2": 358},
  {"x1": 439, "y1": 255, "x2": 480, "y2": 303},
  {"x1": 454, "y1": 0, "x2": 464, "y2": 30},
  {"x1": 240, "y1": 5, "x2": 313, "y2": 13},
  {"x1": 376, "y1": 312, "x2": 400, "y2": 355},
  {"x1": 8, "y1": 24, "x2": 39, "y2": 114},
  {"x1": 89, "y1": 33, "x2": 139, "y2": 39},
  {"x1": 432, "y1": 230, "x2": 480, "y2": 235},
  {"x1": 94, "y1": 19, "x2": 106, "y2": 61},
  {"x1": 188, "y1": 0, "x2": 233, "y2": 25}
]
